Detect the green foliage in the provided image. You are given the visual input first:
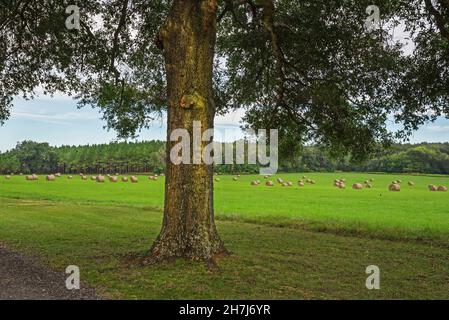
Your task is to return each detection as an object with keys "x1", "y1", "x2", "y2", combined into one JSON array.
[
  {"x1": 1, "y1": 0, "x2": 448, "y2": 160},
  {"x1": 1, "y1": 140, "x2": 449, "y2": 174},
  {"x1": 0, "y1": 140, "x2": 165, "y2": 174}
]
